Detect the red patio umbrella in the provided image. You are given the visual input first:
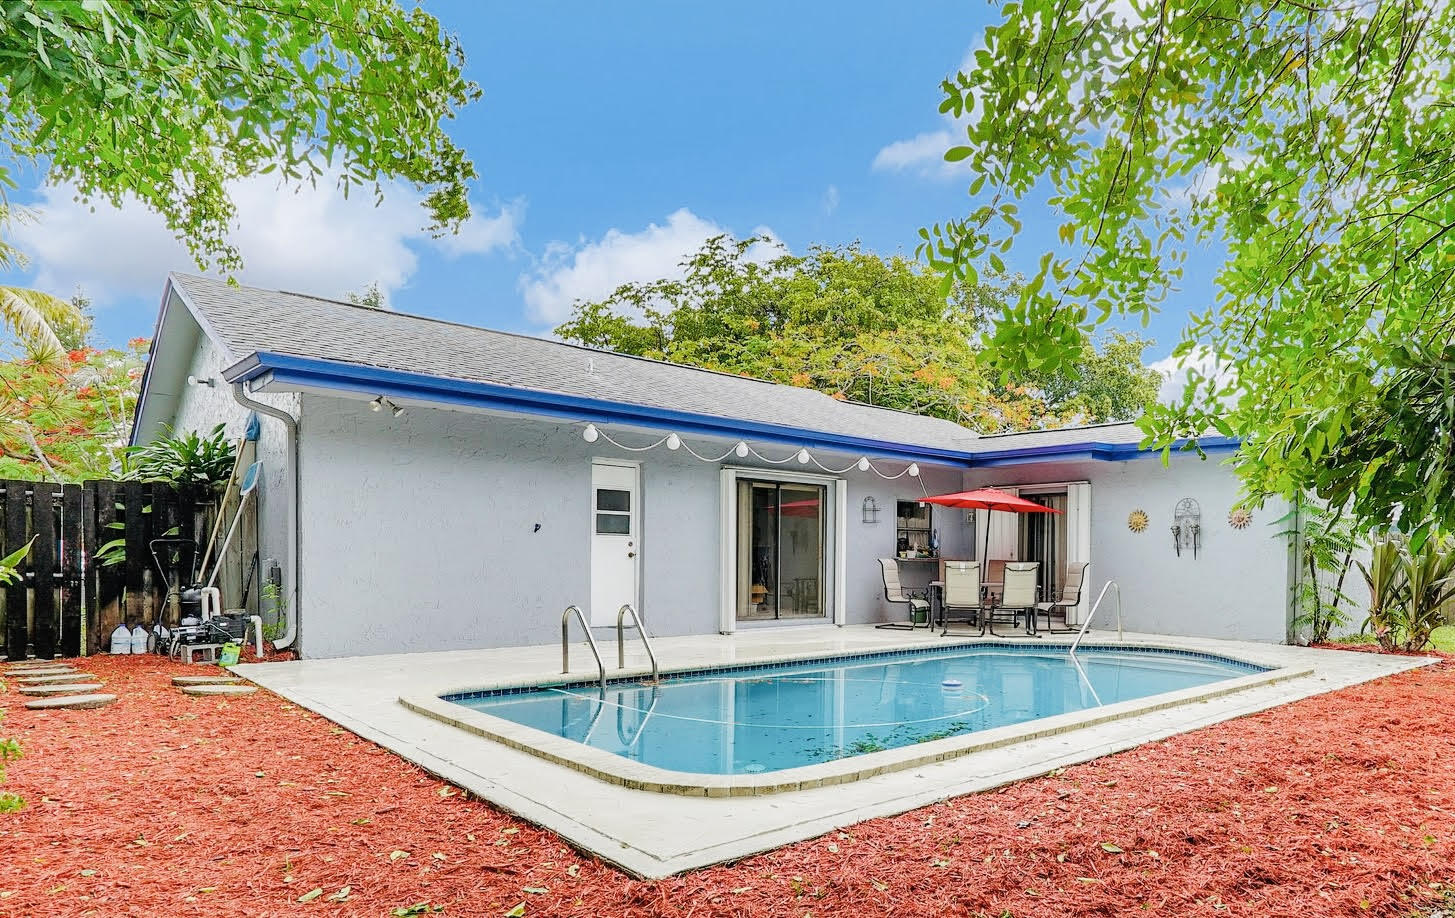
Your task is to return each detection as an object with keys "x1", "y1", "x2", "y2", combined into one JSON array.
[{"x1": 919, "y1": 487, "x2": 1062, "y2": 573}]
